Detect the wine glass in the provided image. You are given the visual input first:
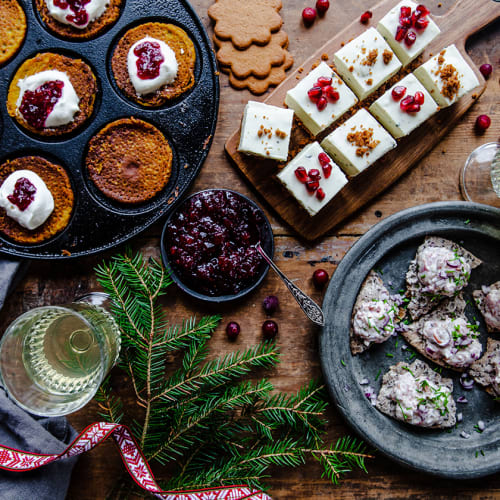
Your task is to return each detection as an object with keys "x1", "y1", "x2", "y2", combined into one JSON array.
[{"x1": 460, "y1": 142, "x2": 500, "y2": 207}]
